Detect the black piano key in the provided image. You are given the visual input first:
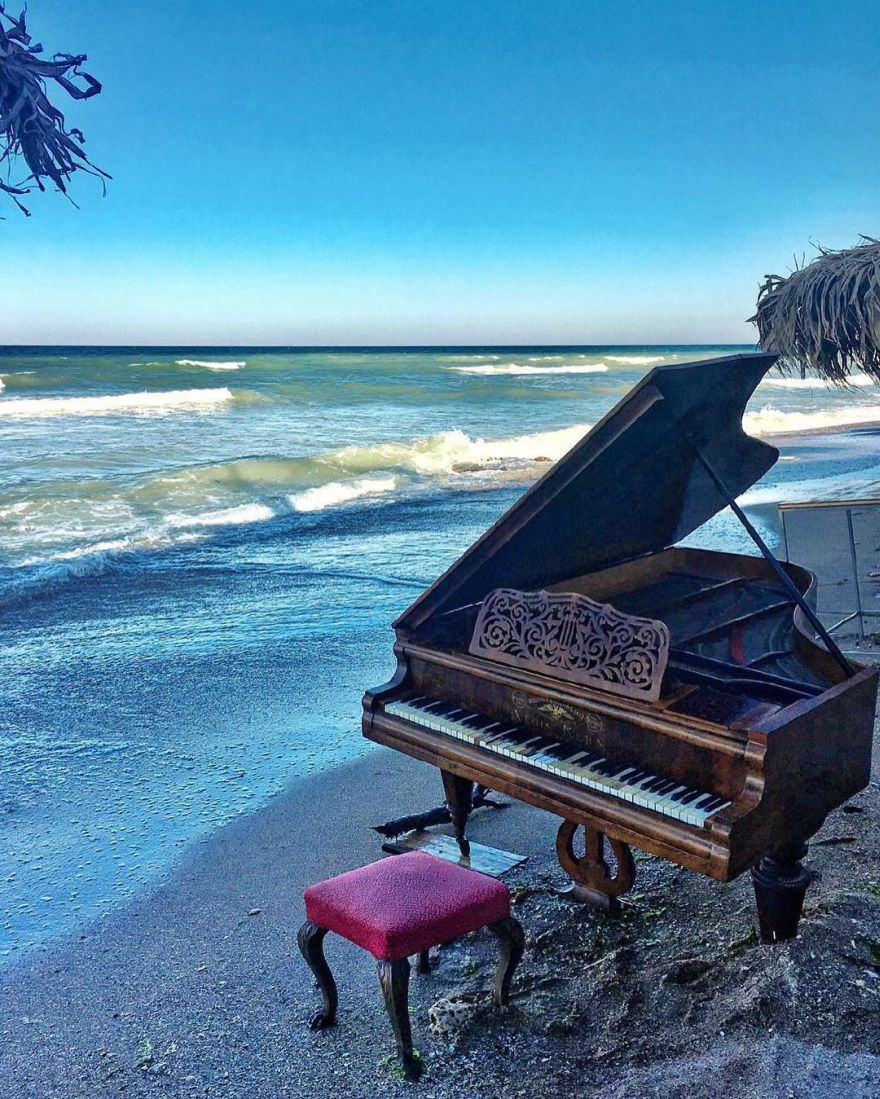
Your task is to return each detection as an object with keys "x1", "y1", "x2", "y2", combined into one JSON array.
[
  {"x1": 673, "y1": 788, "x2": 701, "y2": 804},
  {"x1": 494, "y1": 727, "x2": 529, "y2": 744},
  {"x1": 518, "y1": 737, "x2": 556, "y2": 757},
  {"x1": 640, "y1": 776, "x2": 666, "y2": 793},
  {"x1": 482, "y1": 725, "x2": 520, "y2": 744},
  {"x1": 657, "y1": 780, "x2": 681, "y2": 796},
  {"x1": 594, "y1": 759, "x2": 626, "y2": 776},
  {"x1": 462, "y1": 716, "x2": 494, "y2": 730},
  {"x1": 621, "y1": 769, "x2": 649, "y2": 786},
  {"x1": 543, "y1": 744, "x2": 577, "y2": 761},
  {"x1": 430, "y1": 702, "x2": 458, "y2": 717},
  {"x1": 692, "y1": 793, "x2": 718, "y2": 811}
]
